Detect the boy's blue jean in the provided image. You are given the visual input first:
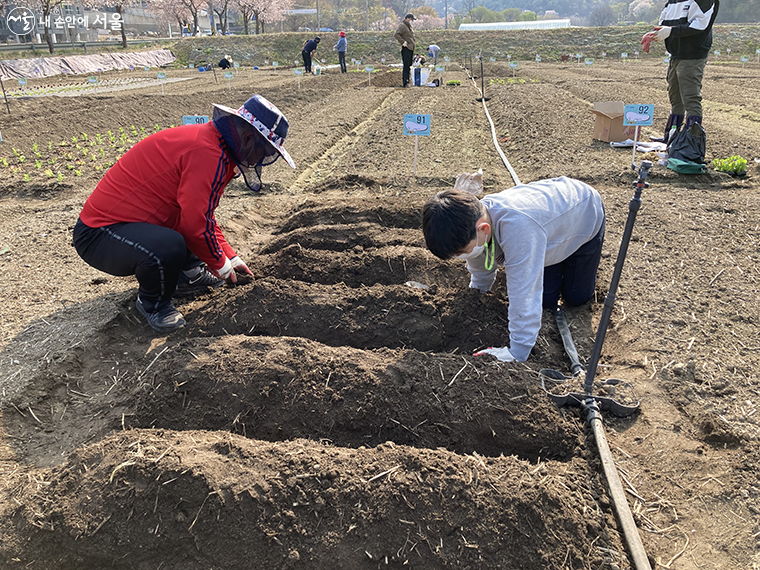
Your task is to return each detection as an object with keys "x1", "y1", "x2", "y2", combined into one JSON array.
[{"x1": 542, "y1": 220, "x2": 605, "y2": 309}]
